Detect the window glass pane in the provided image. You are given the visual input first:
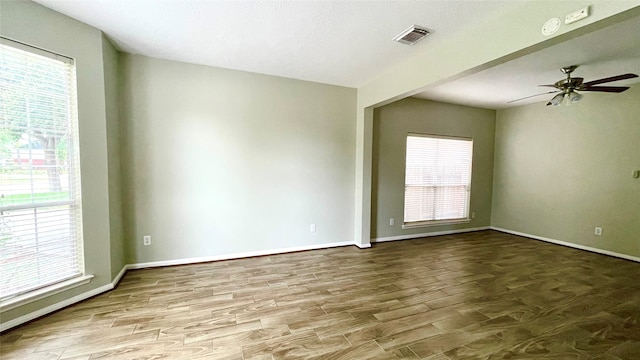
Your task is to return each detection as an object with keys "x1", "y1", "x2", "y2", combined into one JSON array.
[
  {"x1": 404, "y1": 135, "x2": 472, "y2": 223},
  {"x1": 0, "y1": 40, "x2": 83, "y2": 300}
]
